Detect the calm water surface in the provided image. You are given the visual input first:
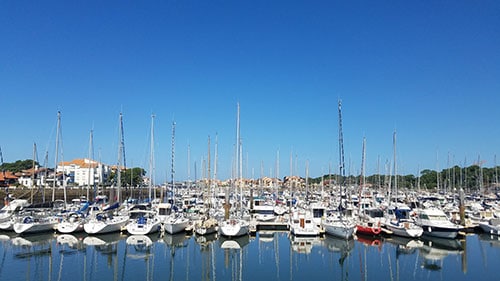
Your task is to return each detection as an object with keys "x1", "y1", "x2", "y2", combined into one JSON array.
[{"x1": 1, "y1": 231, "x2": 499, "y2": 281}]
